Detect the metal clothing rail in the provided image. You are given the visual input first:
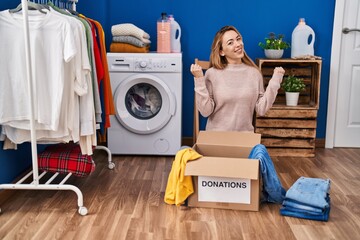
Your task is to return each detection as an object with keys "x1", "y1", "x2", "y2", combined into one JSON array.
[{"x1": 0, "y1": 0, "x2": 113, "y2": 216}]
